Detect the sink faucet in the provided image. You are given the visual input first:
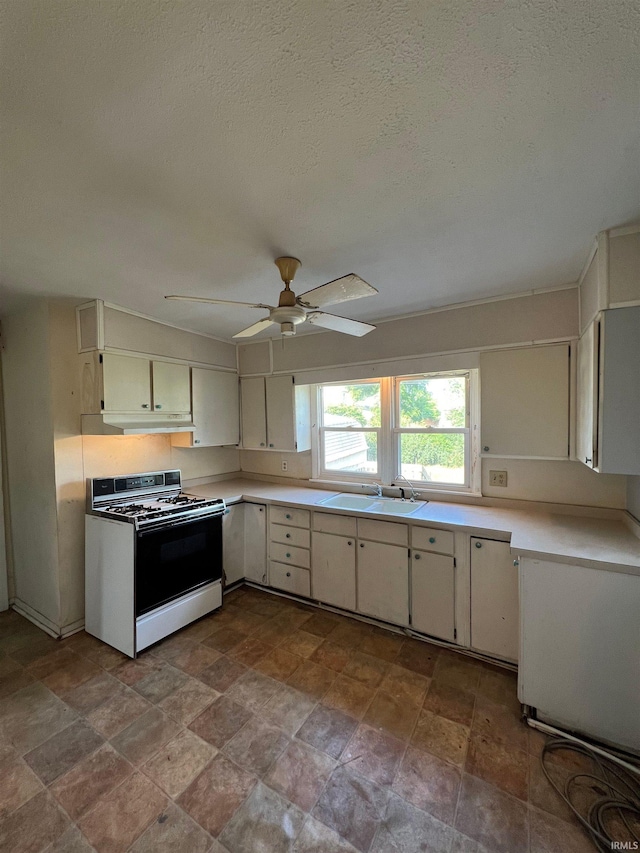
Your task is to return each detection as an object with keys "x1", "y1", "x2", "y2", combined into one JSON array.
[
  {"x1": 363, "y1": 483, "x2": 383, "y2": 498},
  {"x1": 394, "y1": 473, "x2": 419, "y2": 502}
]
